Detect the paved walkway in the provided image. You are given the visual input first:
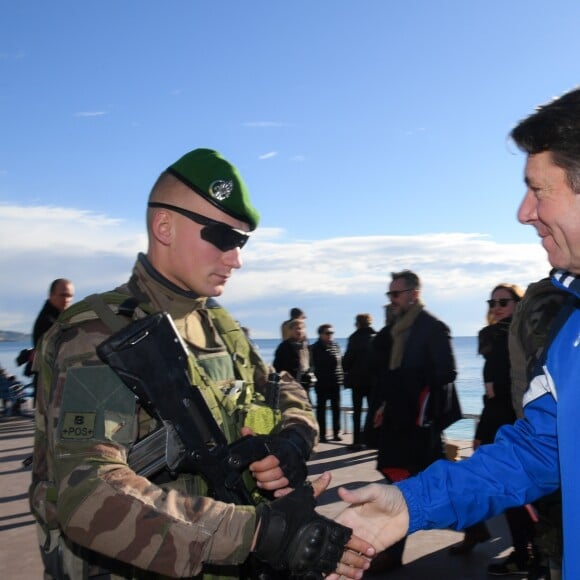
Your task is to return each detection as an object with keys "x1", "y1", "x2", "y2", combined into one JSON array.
[
  {"x1": 0, "y1": 411, "x2": 513, "y2": 579},
  {"x1": 0, "y1": 413, "x2": 41, "y2": 579}
]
